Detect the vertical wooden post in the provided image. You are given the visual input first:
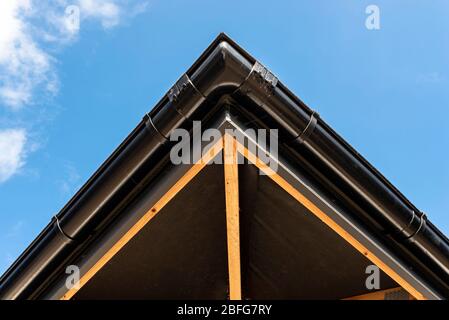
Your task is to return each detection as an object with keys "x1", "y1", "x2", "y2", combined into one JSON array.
[{"x1": 223, "y1": 134, "x2": 242, "y2": 300}]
